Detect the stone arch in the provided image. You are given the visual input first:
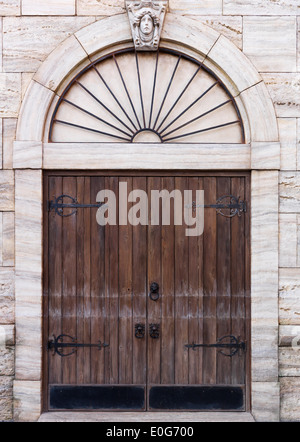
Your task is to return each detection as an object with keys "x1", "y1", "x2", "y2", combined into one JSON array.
[{"x1": 16, "y1": 13, "x2": 278, "y2": 144}]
